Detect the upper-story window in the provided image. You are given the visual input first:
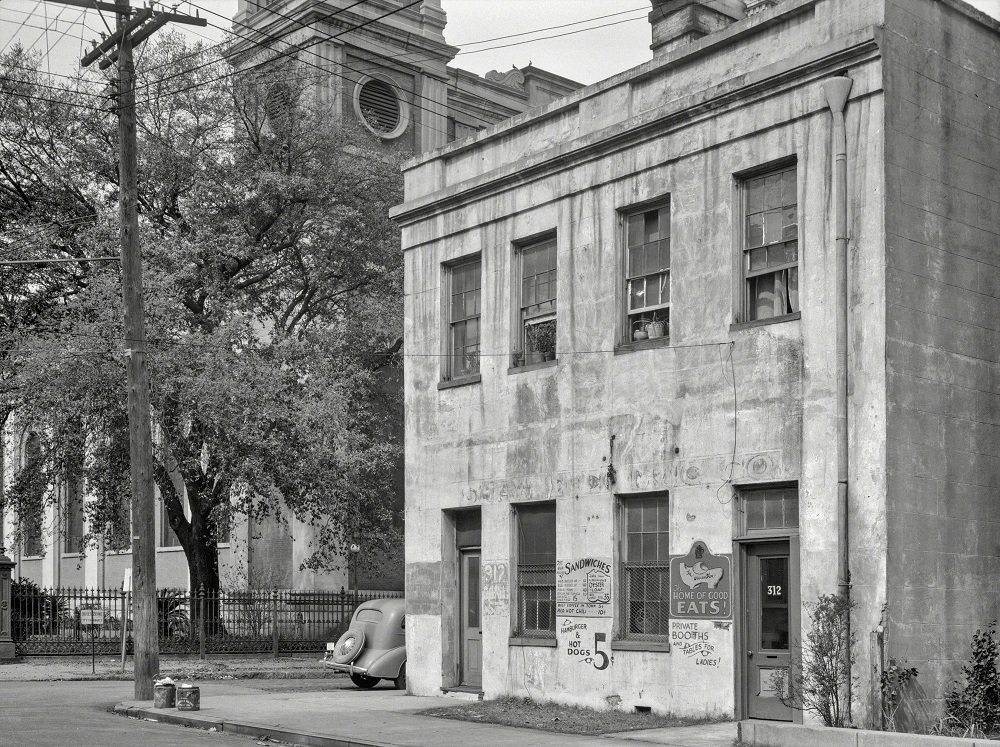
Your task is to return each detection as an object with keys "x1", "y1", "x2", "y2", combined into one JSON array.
[
  {"x1": 445, "y1": 255, "x2": 481, "y2": 380},
  {"x1": 514, "y1": 236, "x2": 557, "y2": 367},
  {"x1": 624, "y1": 201, "x2": 670, "y2": 344},
  {"x1": 742, "y1": 163, "x2": 798, "y2": 322}
]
